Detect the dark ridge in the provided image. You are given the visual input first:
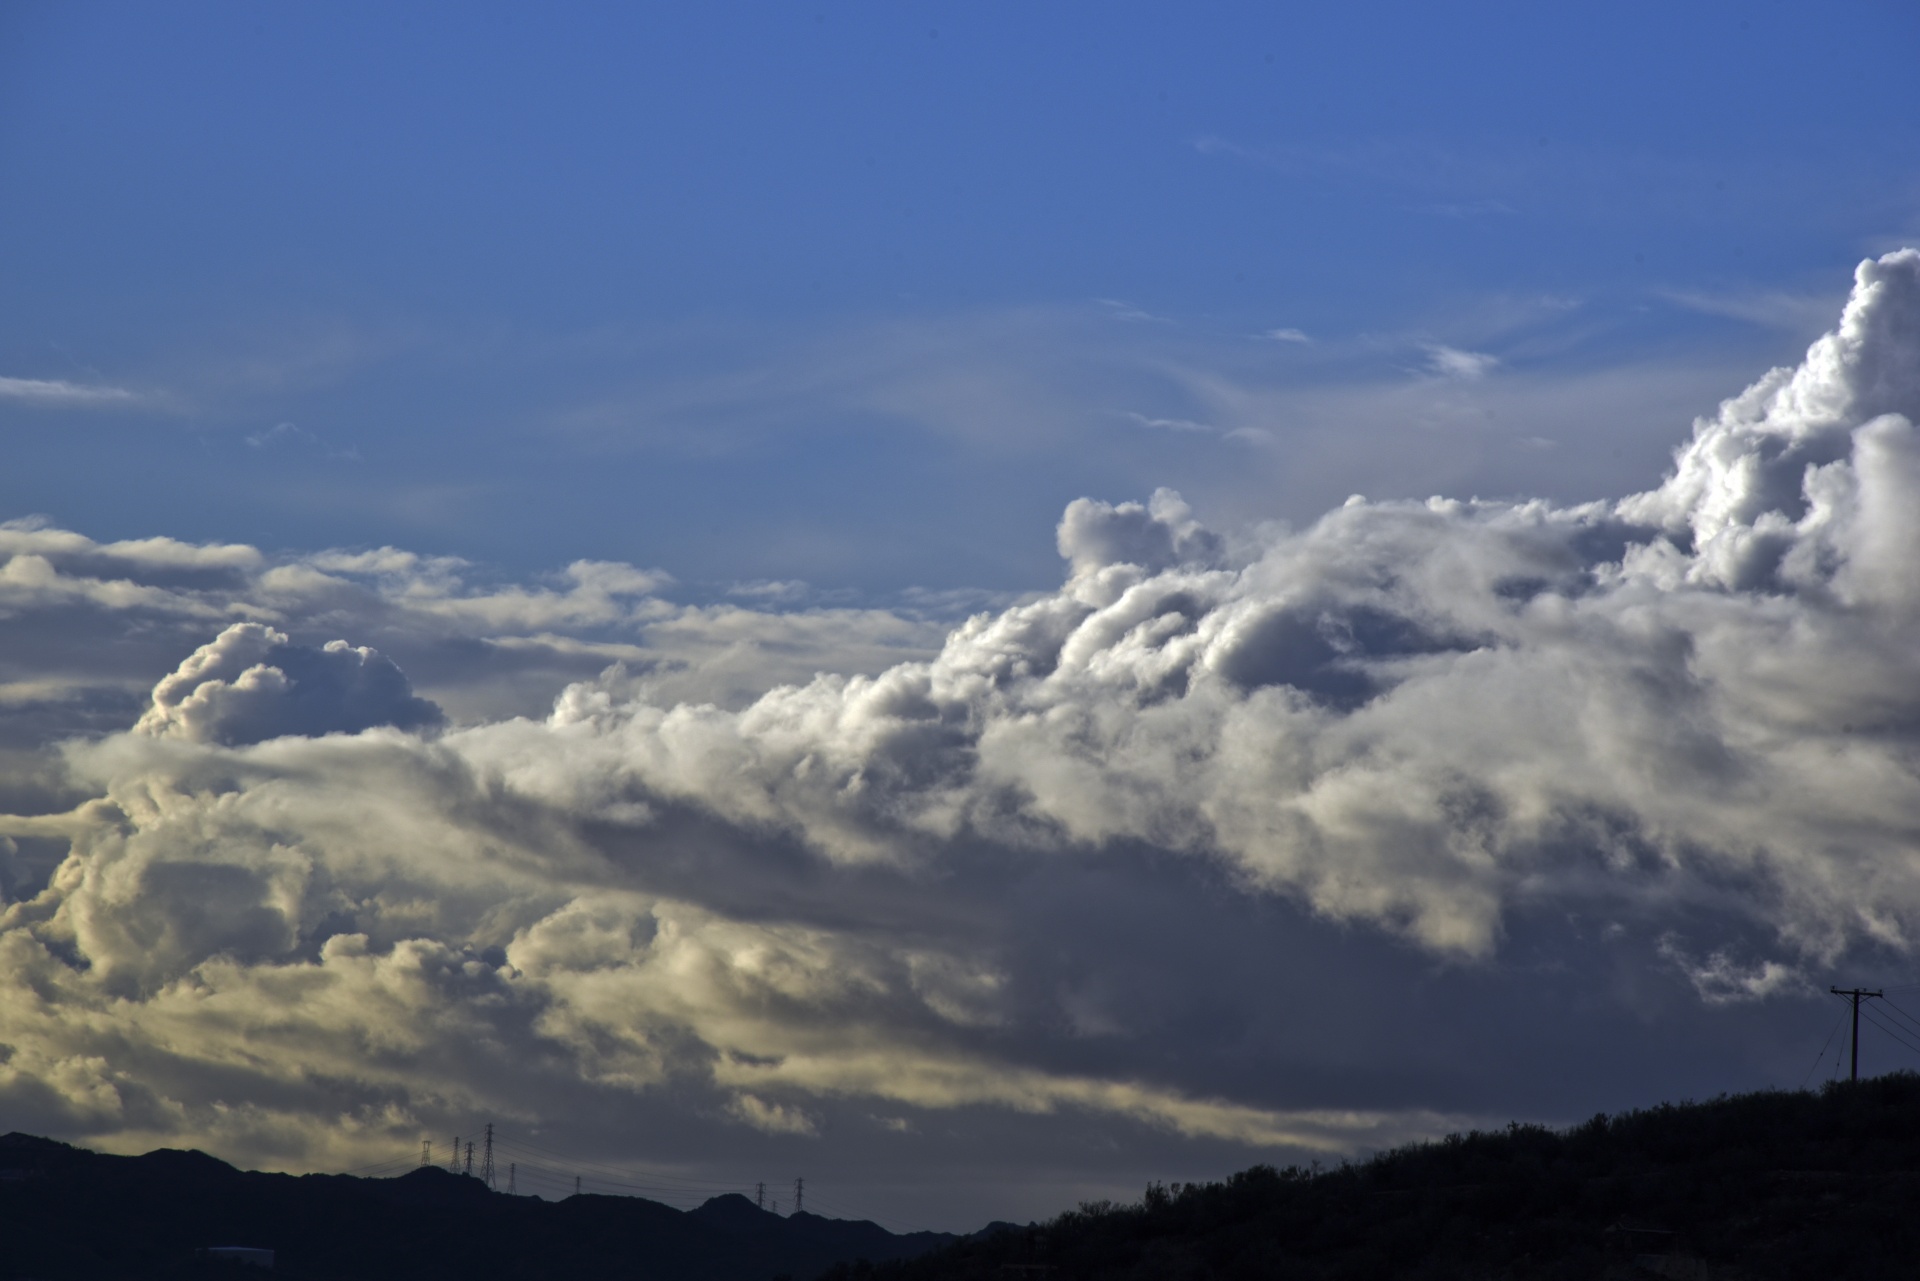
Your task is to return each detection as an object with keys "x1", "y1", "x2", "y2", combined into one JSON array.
[
  {"x1": 0, "y1": 1136, "x2": 953, "y2": 1280},
  {"x1": 355, "y1": 1163, "x2": 499, "y2": 1208},
  {"x1": 825, "y1": 1075, "x2": 1920, "y2": 1281},
  {"x1": 130, "y1": 1148, "x2": 245, "y2": 1180},
  {"x1": 688, "y1": 1191, "x2": 782, "y2": 1232}
]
